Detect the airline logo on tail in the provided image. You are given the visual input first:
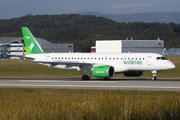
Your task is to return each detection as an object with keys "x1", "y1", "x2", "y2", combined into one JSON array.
[
  {"x1": 25, "y1": 36, "x2": 31, "y2": 39},
  {"x1": 22, "y1": 27, "x2": 45, "y2": 55}
]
